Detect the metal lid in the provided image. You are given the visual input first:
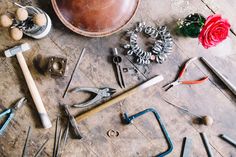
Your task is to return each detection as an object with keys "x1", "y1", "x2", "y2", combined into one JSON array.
[{"x1": 51, "y1": 0, "x2": 140, "y2": 37}]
